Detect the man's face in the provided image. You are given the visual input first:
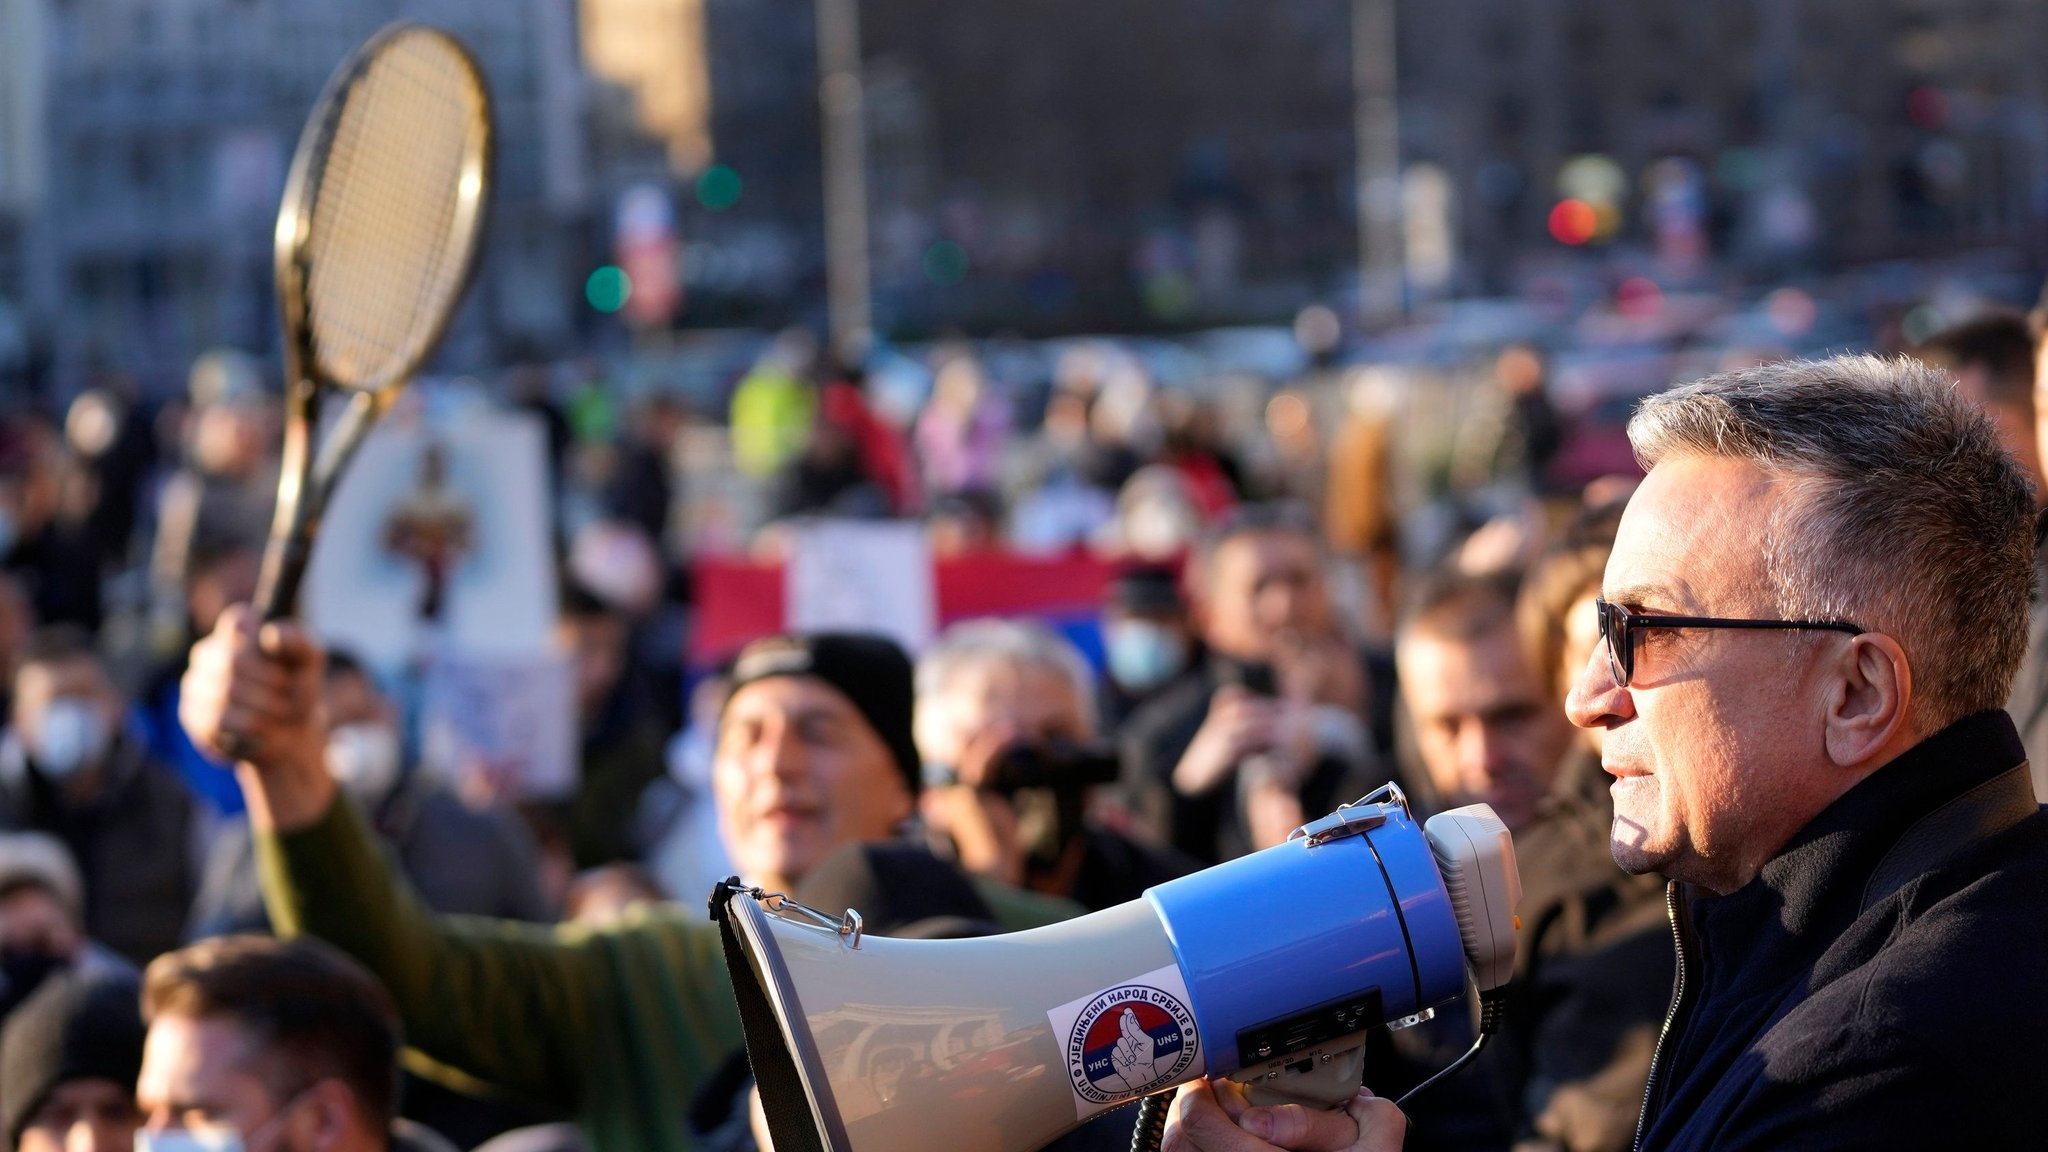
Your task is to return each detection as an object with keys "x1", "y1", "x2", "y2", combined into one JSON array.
[
  {"x1": 1200, "y1": 532, "x2": 1332, "y2": 662},
  {"x1": 19, "y1": 1078, "x2": 139, "y2": 1152},
  {"x1": 136, "y1": 1016, "x2": 292, "y2": 1152},
  {"x1": 558, "y1": 613, "x2": 627, "y2": 721},
  {"x1": 0, "y1": 886, "x2": 82, "y2": 960},
  {"x1": 10, "y1": 658, "x2": 120, "y2": 777},
  {"x1": 712, "y1": 676, "x2": 913, "y2": 891},
  {"x1": 1398, "y1": 625, "x2": 1571, "y2": 832},
  {"x1": 1566, "y1": 454, "x2": 1852, "y2": 893},
  {"x1": 914, "y1": 659, "x2": 1093, "y2": 770}
]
